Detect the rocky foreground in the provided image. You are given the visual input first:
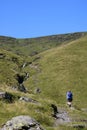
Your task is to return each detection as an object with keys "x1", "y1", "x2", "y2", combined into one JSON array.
[{"x1": 0, "y1": 116, "x2": 45, "y2": 130}]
